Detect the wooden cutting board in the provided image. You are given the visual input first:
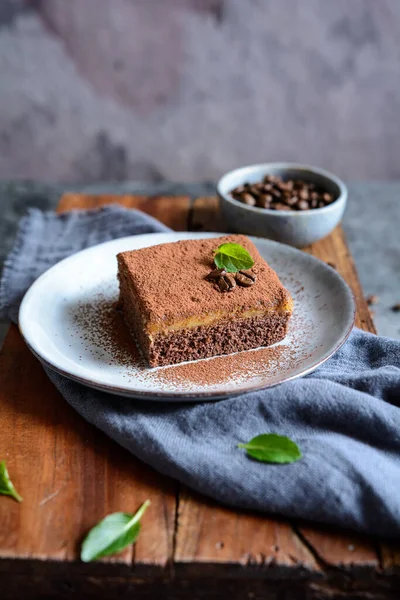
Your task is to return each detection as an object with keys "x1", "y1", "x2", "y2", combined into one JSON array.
[{"x1": 1, "y1": 194, "x2": 398, "y2": 600}]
